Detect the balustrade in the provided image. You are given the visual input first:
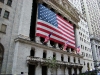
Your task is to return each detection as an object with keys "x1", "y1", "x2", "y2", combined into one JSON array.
[{"x1": 26, "y1": 56, "x2": 83, "y2": 67}]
